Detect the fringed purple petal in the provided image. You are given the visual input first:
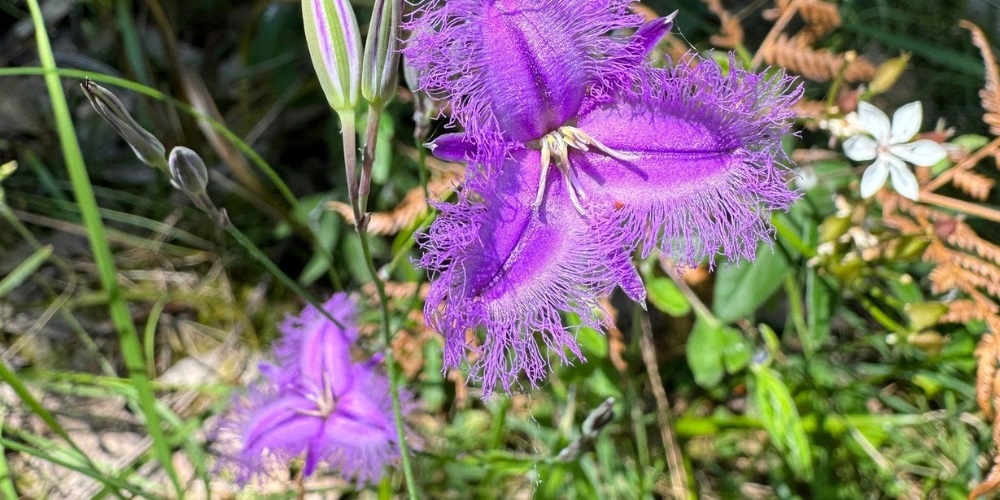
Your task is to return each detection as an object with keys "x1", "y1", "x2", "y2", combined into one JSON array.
[
  {"x1": 573, "y1": 60, "x2": 801, "y2": 265},
  {"x1": 318, "y1": 364, "x2": 408, "y2": 483},
  {"x1": 273, "y1": 294, "x2": 357, "y2": 394},
  {"x1": 624, "y1": 15, "x2": 675, "y2": 62},
  {"x1": 405, "y1": 0, "x2": 643, "y2": 149},
  {"x1": 419, "y1": 153, "x2": 636, "y2": 397},
  {"x1": 231, "y1": 394, "x2": 324, "y2": 481},
  {"x1": 427, "y1": 132, "x2": 479, "y2": 162}
]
